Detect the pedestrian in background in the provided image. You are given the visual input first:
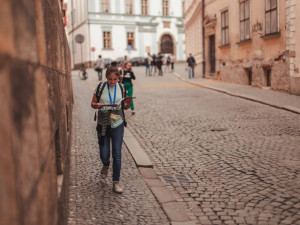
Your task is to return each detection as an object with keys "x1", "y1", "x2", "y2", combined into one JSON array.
[
  {"x1": 166, "y1": 56, "x2": 171, "y2": 73},
  {"x1": 171, "y1": 55, "x2": 175, "y2": 72},
  {"x1": 151, "y1": 54, "x2": 157, "y2": 75},
  {"x1": 187, "y1": 53, "x2": 196, "y2": 79},
  {"x1": 157, "y1": 53, "x2": 163, "y2": 76},
  {"x1": 91, "y1": 62, "x2": 131, "y2": 194},
  {"x1": 120, "y1": 55, "x2": 128, "y2": 69},
  {"x1": 146, "y1": 53, "x2": 152, "y2": 76},
  {"x1": 120, "y1": 62, "x2": 136, "y2": 115},
  {"x1": 95, "y1": 55, "x2": 104, "y2": 80}
]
